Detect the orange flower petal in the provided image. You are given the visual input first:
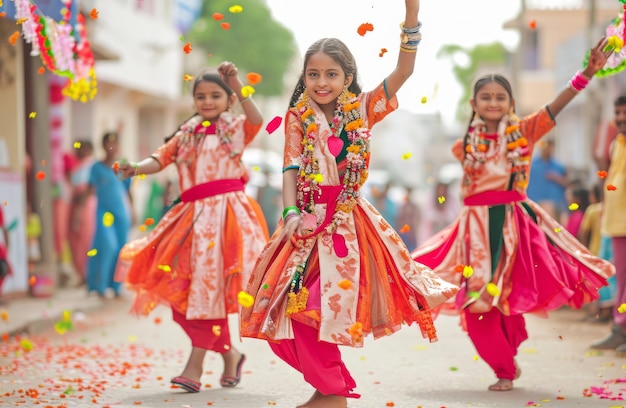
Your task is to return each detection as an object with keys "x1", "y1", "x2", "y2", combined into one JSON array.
[
  {"x1": 246, "y1": 72, "x2": 262, "y2": 85},
  {"x1": 221, "y1": 22, "x2": 231, "y2": 30},
  {"x1": 357, "y1": 22, "x2": 374, "y2": 36}
]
